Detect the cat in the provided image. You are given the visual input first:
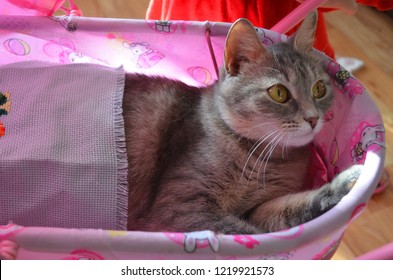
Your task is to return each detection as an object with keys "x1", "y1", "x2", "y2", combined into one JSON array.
[{"x1": 122, "y1": 12, "x2": 362, "y2": 234}]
